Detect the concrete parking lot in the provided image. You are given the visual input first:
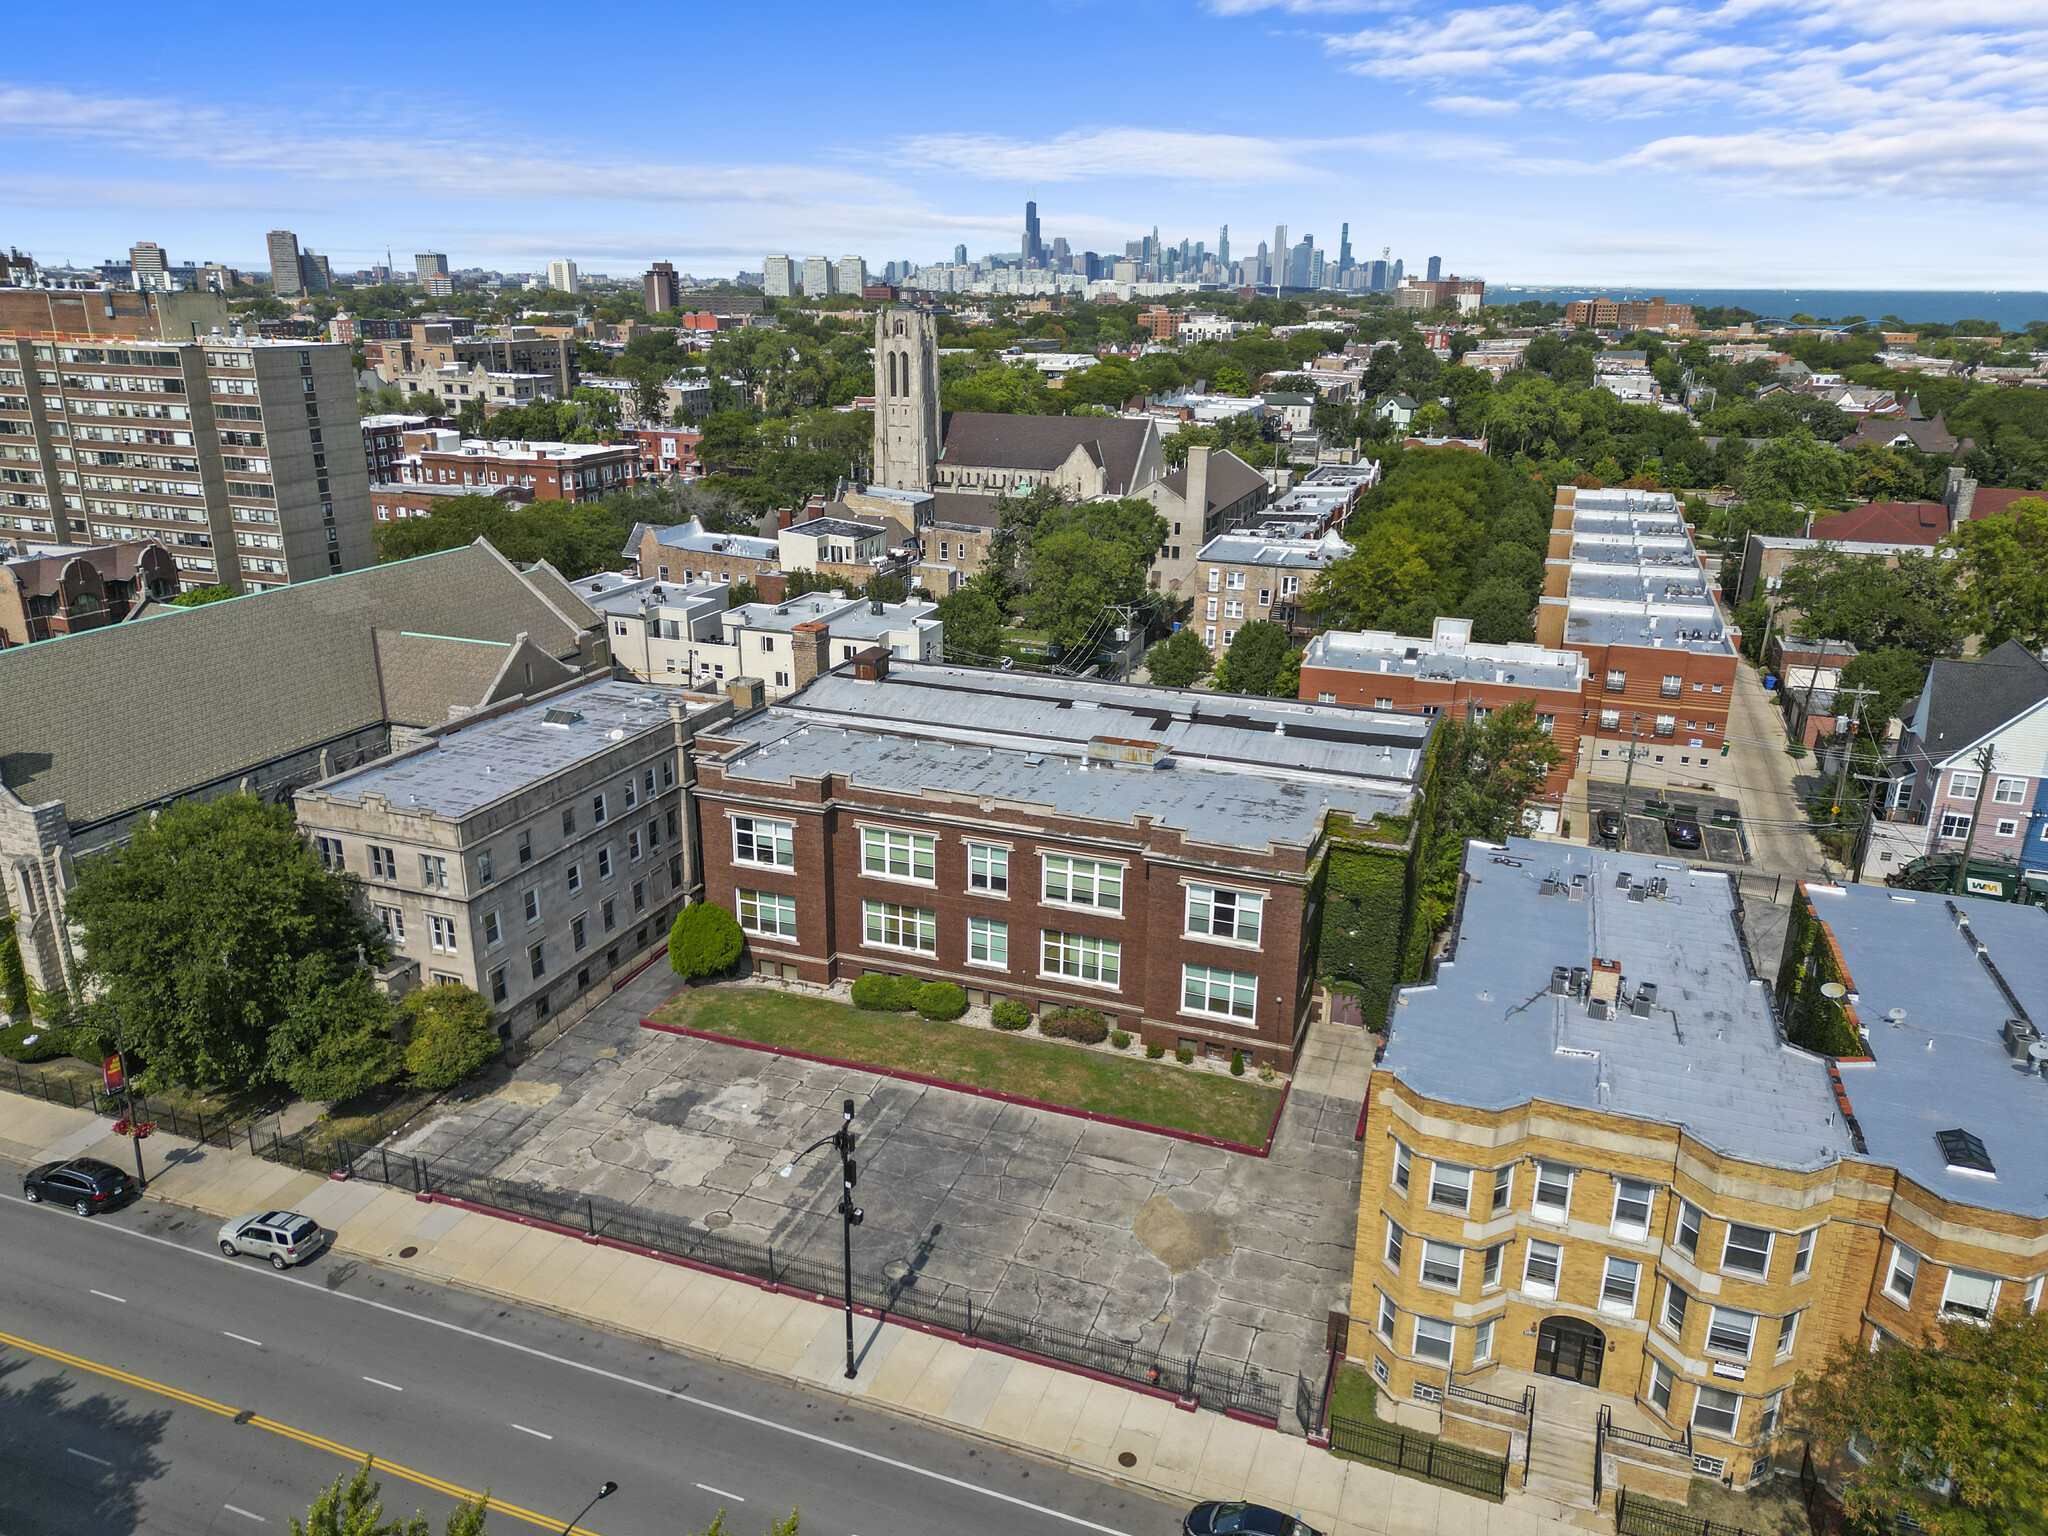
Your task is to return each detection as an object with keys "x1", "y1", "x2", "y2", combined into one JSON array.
[
  {"x1": 1585, "y1": 780, "x2": 1747, "y2": 864},
  {"x1": 394, "y1": 968, "x2": 1371, "y2": 1391}
]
